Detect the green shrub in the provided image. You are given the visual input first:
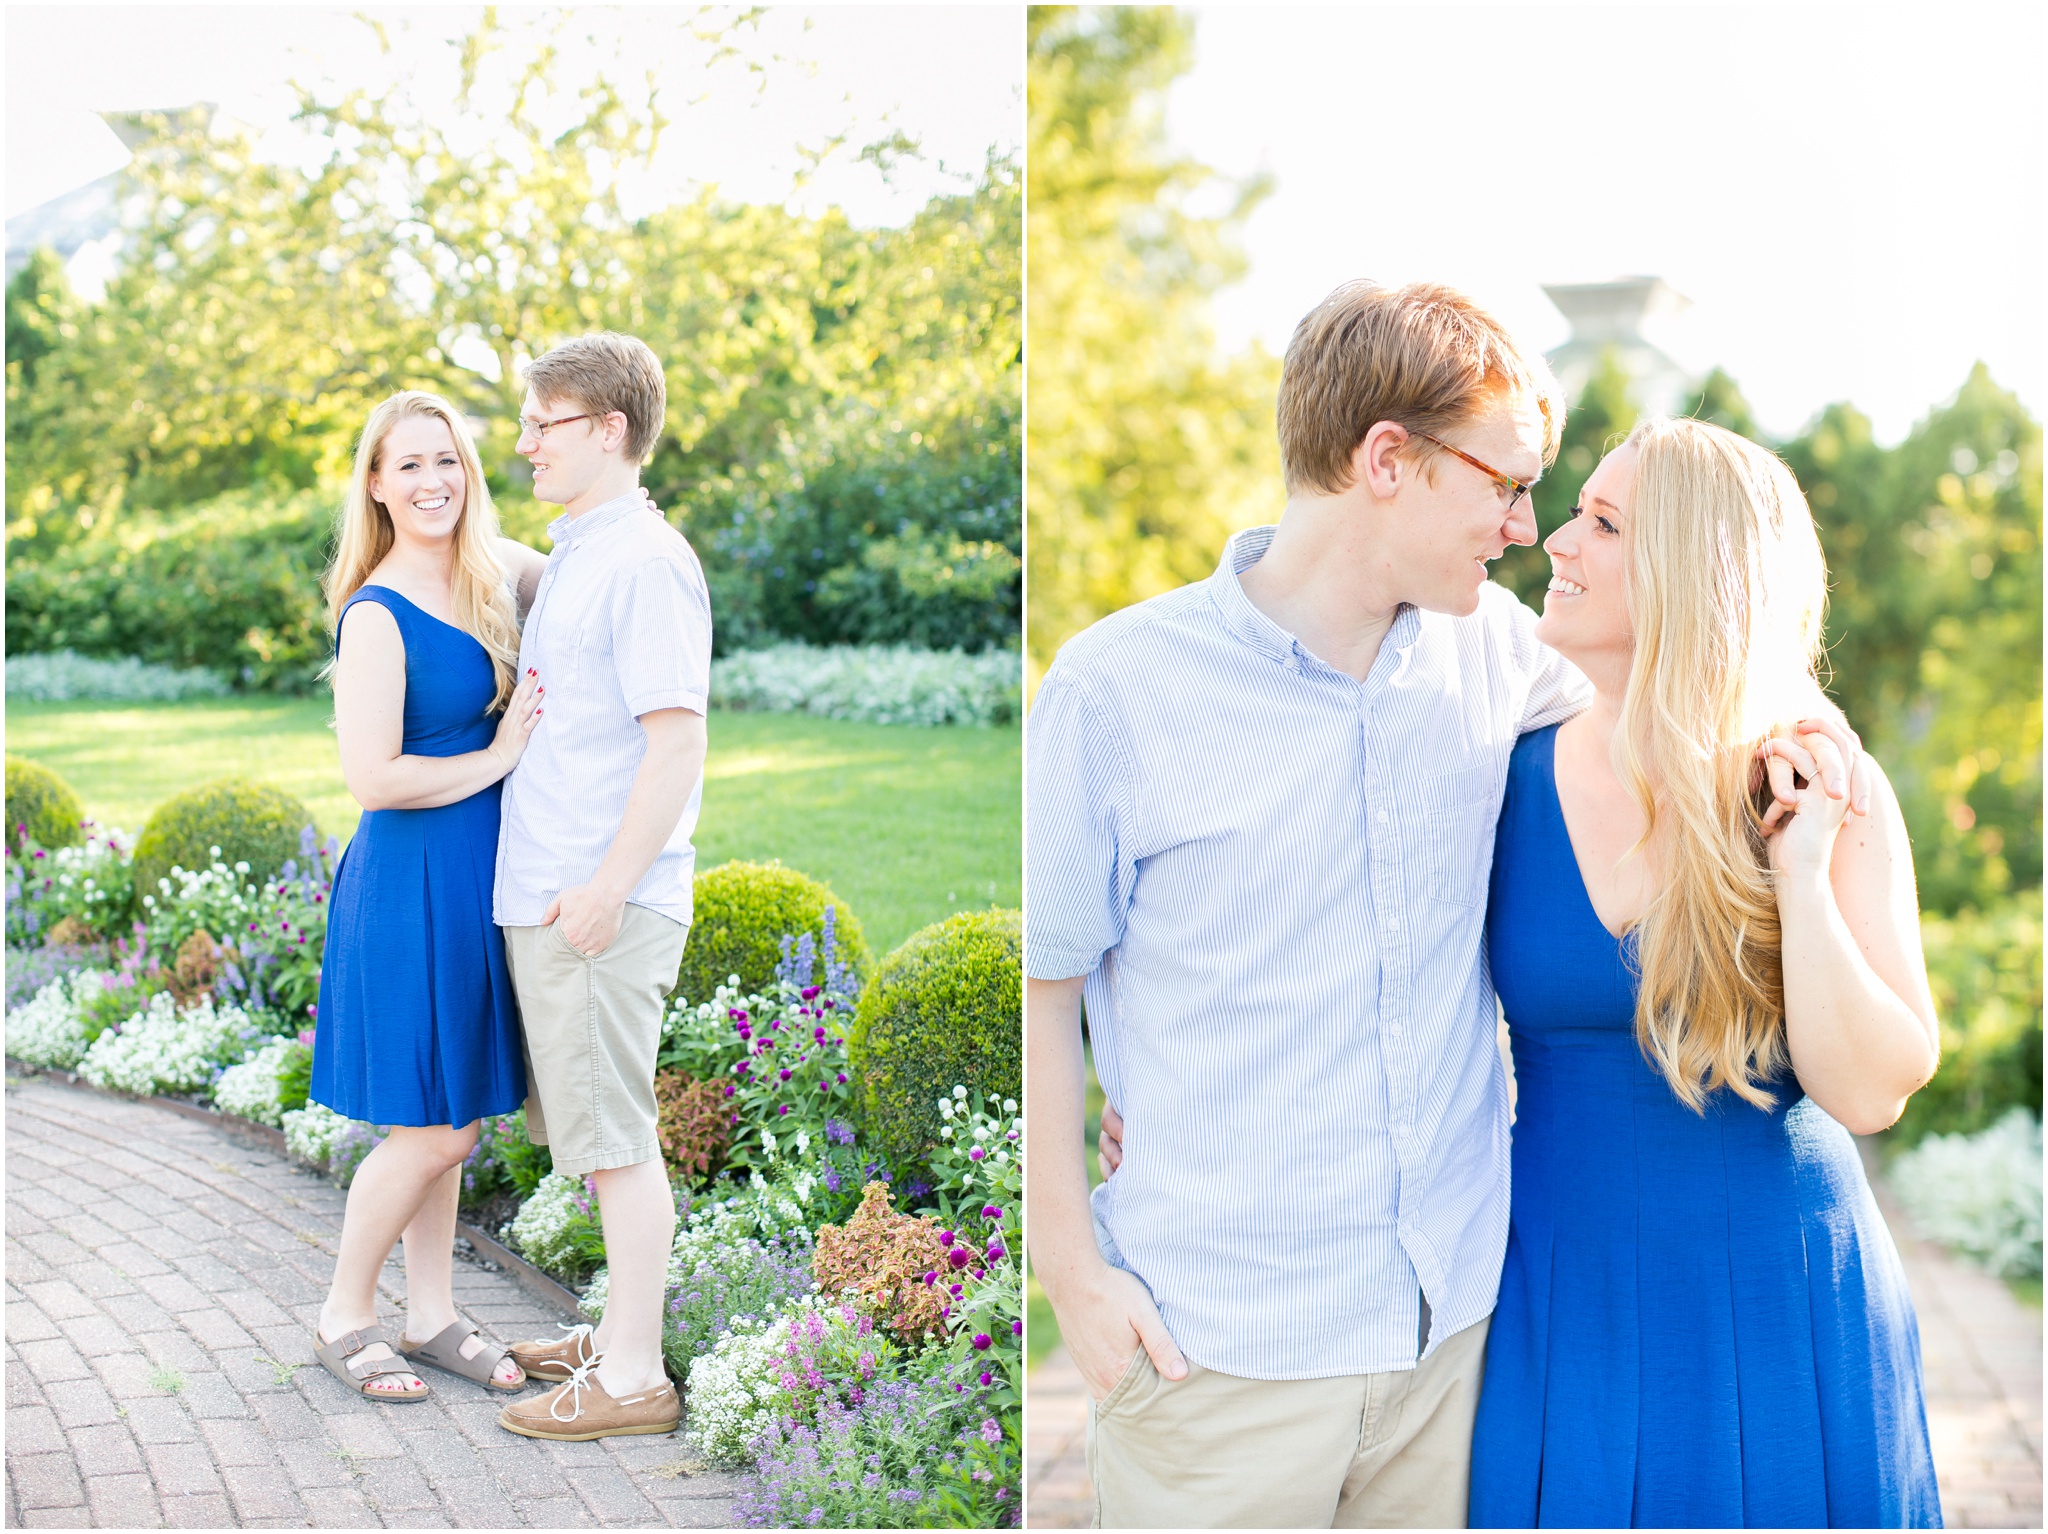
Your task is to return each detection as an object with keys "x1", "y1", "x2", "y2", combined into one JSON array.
[
  {"x1": 133, "y1": 778, "x2": 313, "y2": 903},
  {"x1": 1887, "y1": 891, "x2": 2043, "y2": 1148},
  {"x1": 849, "y1": 908, "x2": 1020, "y2": 1168},
  {"x1": 4, "y1": 487, "x2": 335, "y2": 693},
  {"x1": 5, "y1": 755, "x2": 84, "y2": 851},
  {"x1": 674, "y1": 860, "x2": 872, "y2": 1008}
]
